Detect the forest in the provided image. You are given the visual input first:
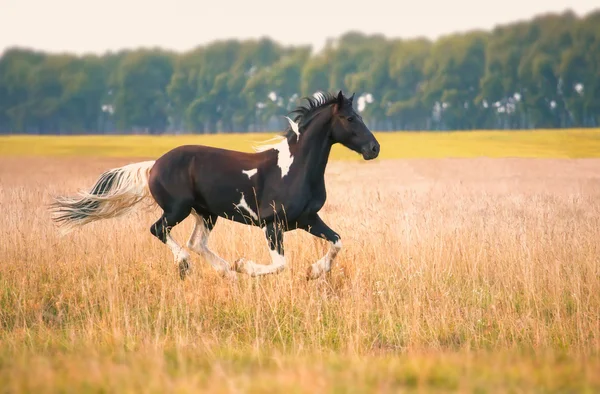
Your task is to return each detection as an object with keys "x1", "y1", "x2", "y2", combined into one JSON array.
[{"x1": 0, "y1": 10, "x2": 598, "y2": 134}]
